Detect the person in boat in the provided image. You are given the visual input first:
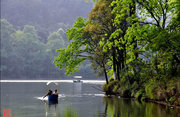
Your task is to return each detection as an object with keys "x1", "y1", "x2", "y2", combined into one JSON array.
[
  {"x1": 43, "y1": 90, "x2": 52, "y2": 98},
  {"x1": 53, "y1": 89, "x2": 58, "y2": 95}
]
